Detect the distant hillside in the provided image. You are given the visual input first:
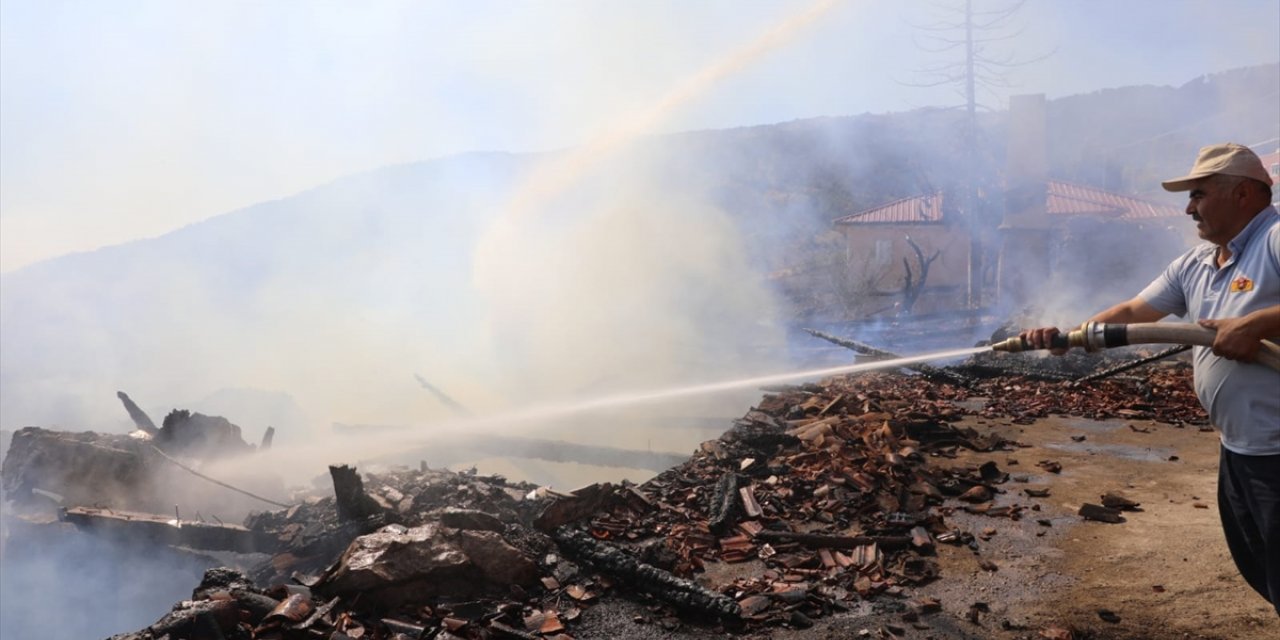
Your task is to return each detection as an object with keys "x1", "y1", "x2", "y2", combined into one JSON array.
[
  {"x1": 2, "y1": 63, "x2": 1275, "y2": 431},
  {"x1": 1044, "y1": 65, "x2": 1279, "y2": 196}
]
